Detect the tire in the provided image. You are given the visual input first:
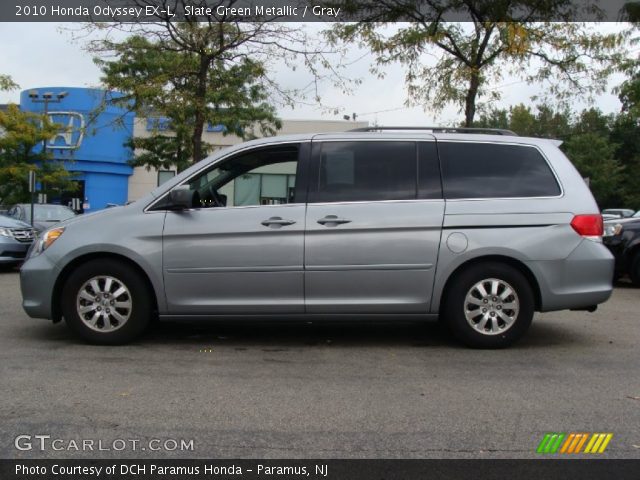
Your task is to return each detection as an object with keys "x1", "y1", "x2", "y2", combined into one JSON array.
[
  {"x1": 443, "y1": 262, "x2": 534, "y2": 349},
  {"x1": 61, "y1": 259, "x2": 152, "y2": 345},
  {"x1": 630, "y1": 252, "x2": 640, "y2": 287}
]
